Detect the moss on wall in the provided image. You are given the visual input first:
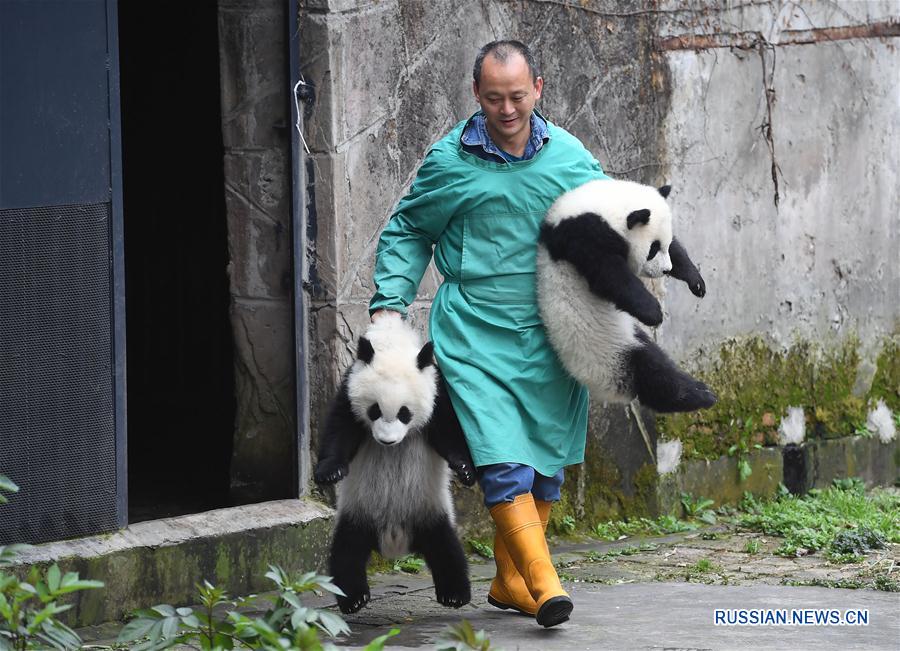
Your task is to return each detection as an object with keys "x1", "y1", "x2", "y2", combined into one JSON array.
[
  {"x1": 657, "y1": 335, "x2": 897, "y2": 459},
  {"x1": 871, "y1": 335, "x2": 900, "y2": 412}
]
